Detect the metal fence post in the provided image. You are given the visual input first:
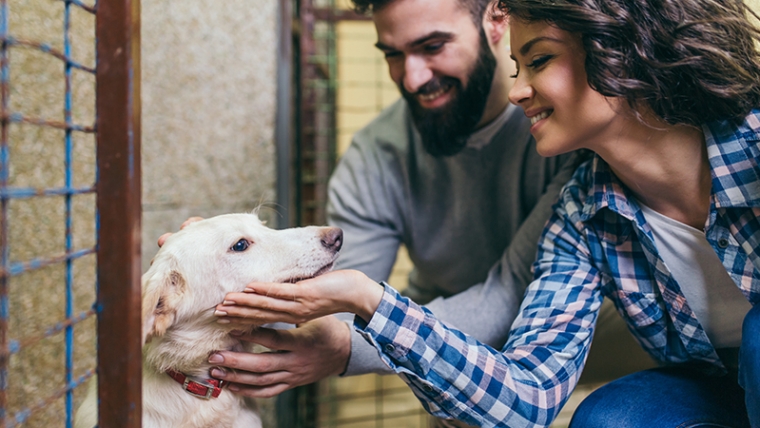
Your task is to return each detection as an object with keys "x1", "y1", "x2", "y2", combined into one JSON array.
[{"x1": 96, "y1": 0, "x2": 142, "y2": 426}]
